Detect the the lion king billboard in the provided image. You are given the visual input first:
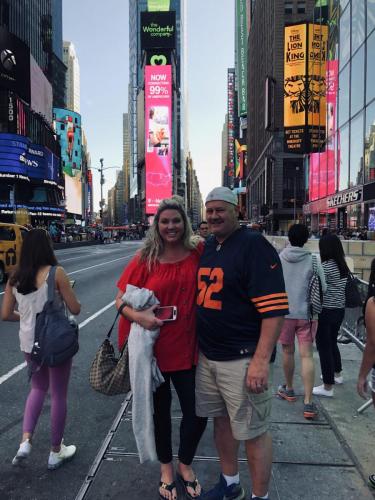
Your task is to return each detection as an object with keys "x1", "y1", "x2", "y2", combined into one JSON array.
[{"x1": 284, "y1": 23, "x2": 328, "y2": 154}]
